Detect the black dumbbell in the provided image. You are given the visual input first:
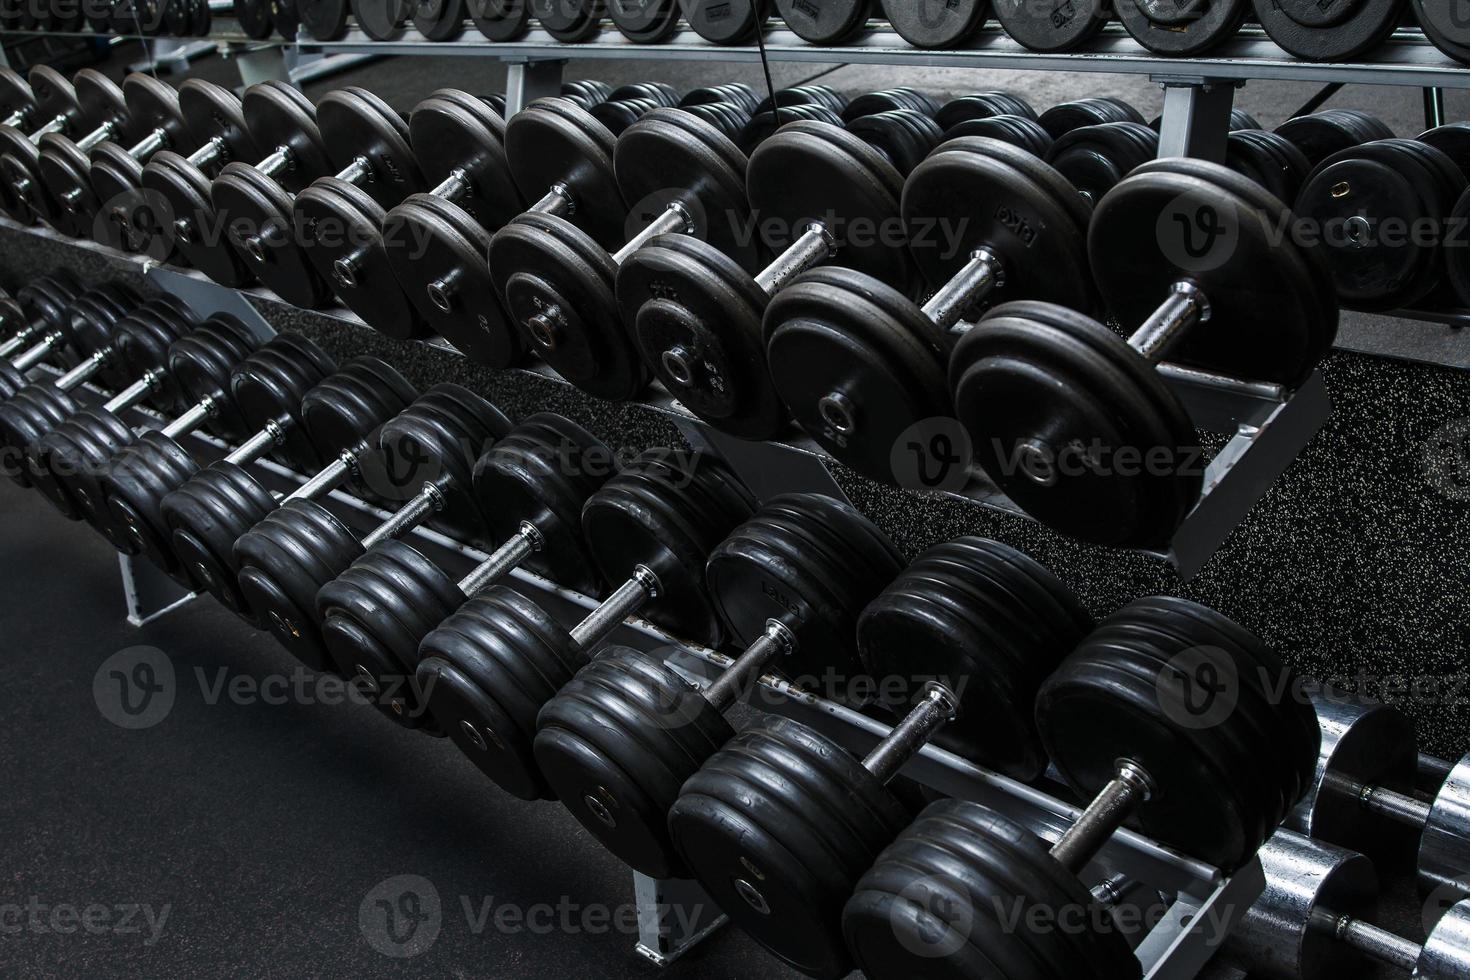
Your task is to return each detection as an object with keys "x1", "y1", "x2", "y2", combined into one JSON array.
[
  {"x1": 936, "y1": 91, "x2": 1039, "y2": 131},
  {"x1": 142, "y1": 81, "x2": 325, "y2": 290},
  {"x1": 763, "y1": 138, "x2": 1094, "y2": 487},
  {"x1": 382, "y1": 91, "x2": 625, "y2": 366},
  {"x1": 93, "y1": 79, "x2": 252, "y2": 256},
  {"x1": 233, "y1": 0, "x2": 278, "y2": 37},
  {"x1": 0, "y1": 67, "x2": 37, "y2": 131},
  {"x1": 0, "y1": 285, "x2": 149, "y2": 483},
  {"x1": 314, "y1": 413, "x2": 613, "y2": 726},
  {"x1": 616, "y1": 117, "x2": 915, "y2": 441},
  {"x1": 533, "y1": 492, "x2": 905, "y2": 879},
  {"x1": 676, "y1": 0, "x2": 767, "y2": 43},
  {"x1": 1275, "y1": 109, "x2": 1394, "y2": 169},
  {"x1": 159, "y1": 357, "x2": 419, "y2": 624},
  {"x1": 838, "y1": 597, "x2": 1320, "y2": 980},
  {"x1": 607, "y1": 0, "x2": 679, "y2": 41},
  {"x1": 587, "y1": 82, "x2": 681, "y2": 136},
  {"x1": 98, "y1": 334, "x2": 338, "y2": 583},
  {"x1": 1047, "y1": 121, "x2": 1160, "y2": 202},
  {"x1": 219, "y1": 87, "x2": 423, "y2": 310},
  {"x1": 1037, "y1": 97, "x2": 1145, "y2": 140},
  {"x1": 23, "y1": 310, "x2": 268, "y2": 539},
  {"x1": 882, "y1": 0, "x2": 988, "y2": 48},
  {"x1": 666, "y1": 536, "x2": 1095, "y2": 979},
  {"x1": 37, "y1": 74, "x2": 185, "y2": 240},
  {"x1": 776, "y1": 0, "x2": 870, "y2": 44},
  {"x1": 164, "y1": 0, "x2": 232, "y2": 35},
  {"x1": 1288, "y1": 697, "x2": 1470, "y2": 910},
  {"x1": 1253, "y1": 0, "x2": 1401, "y2": 62},
  {"x1": 529, "y1": 0, "x2": 604, "y2": 42},
  {"x1": 1226, "y1": 830, "x2": 1470, "y2": 979},
  {"x1": 1417, "y1": 0, "x2": 1470, "y2": 64},
  {"x1": 0, "y1": 68, "x2": 126, "y2": 227},
  {"x1": 952, "y1": 159, "x2": 1338, "y2": 549},
  {"x1": 488, "y1": 99, "x2": 756, "y2": 402},
  {"x1": 1115, "y1": 0, "x2": 1248, "y2": 56},
  {"x1": 234, "y1": 384, "x2": 509, "y2": 671},
  {"x1": 1297, "y1": 136, "x2": 1467, "y2": 311},
  {"x1": 0, "y1": 271, "x2": 81, "y2": 370},
  {"x1": 301, "y1": 0, "x2": 352, "y2": 39},
  {"x1": 416, "y1": 450, "x2": 756, "y2": 798}
]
